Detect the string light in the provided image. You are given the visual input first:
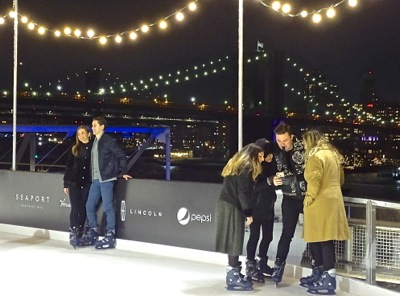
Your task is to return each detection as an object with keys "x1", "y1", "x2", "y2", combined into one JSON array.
[
  {"x1": 257, "y1": 0, "x2": 358, "y2": 23},
  {"x1": 4, "y1": 51, "x2": 355, "y2": 119},
  {"x1": 0, "y1": 1, "x2": 199, "y2": 45}
]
